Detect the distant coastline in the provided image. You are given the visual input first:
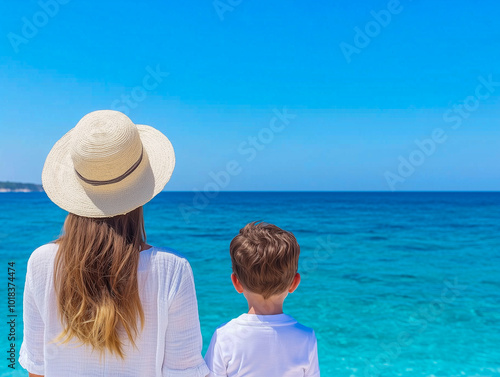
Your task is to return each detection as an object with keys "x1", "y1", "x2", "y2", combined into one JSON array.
[{"x1": 0, "y1": 181, "x2": 43, "y2": 192}]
